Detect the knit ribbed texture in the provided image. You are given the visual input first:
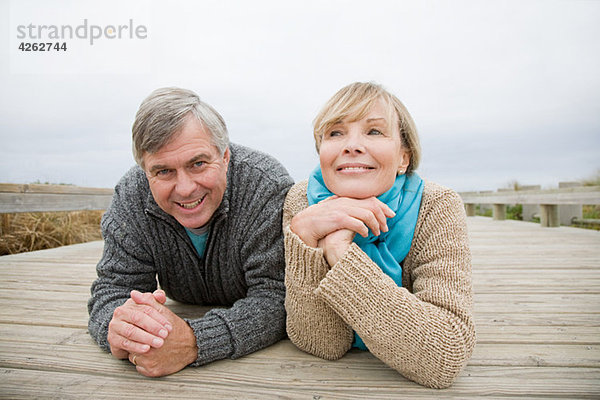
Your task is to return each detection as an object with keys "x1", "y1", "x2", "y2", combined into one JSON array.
[
  {"x1": 283, "y1": 179, "x2": 475, "y2": 389},
  {"x1": 88, "y1": 143, "x2": 294, "y2": 366}
]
